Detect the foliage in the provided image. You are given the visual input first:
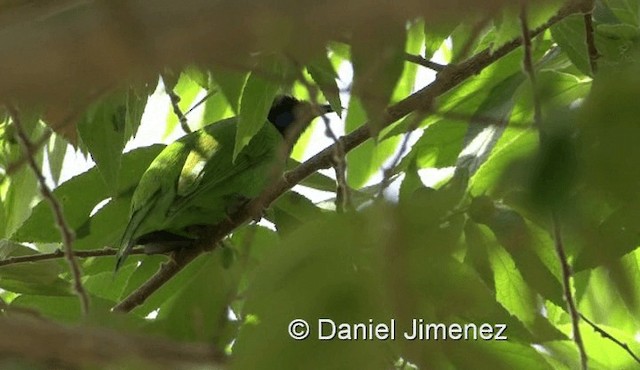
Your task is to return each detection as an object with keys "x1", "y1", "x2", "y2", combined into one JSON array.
[{"x1": 1, "y1": 0, "x2": 640, "y2": 369}]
